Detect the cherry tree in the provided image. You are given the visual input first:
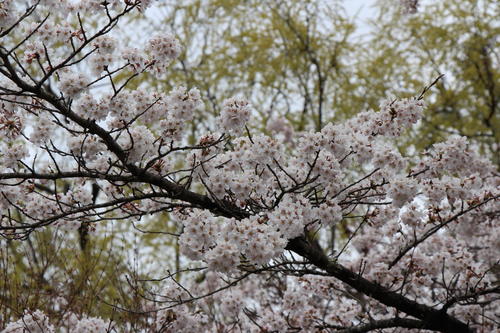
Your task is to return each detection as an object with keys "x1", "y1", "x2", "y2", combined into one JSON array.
[{"x1": 0, "y1": 1, "x2": 498, "y2": 332}]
